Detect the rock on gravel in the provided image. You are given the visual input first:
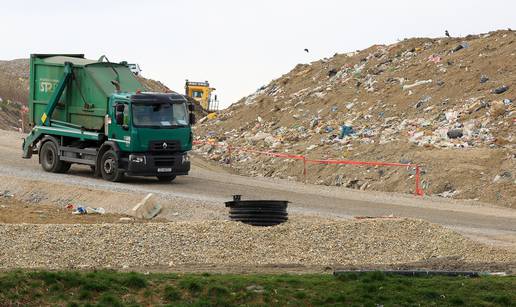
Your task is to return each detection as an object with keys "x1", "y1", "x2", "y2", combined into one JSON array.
[{"x1": 0, "y1": 218, "x2": 513, "y2": 270}]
